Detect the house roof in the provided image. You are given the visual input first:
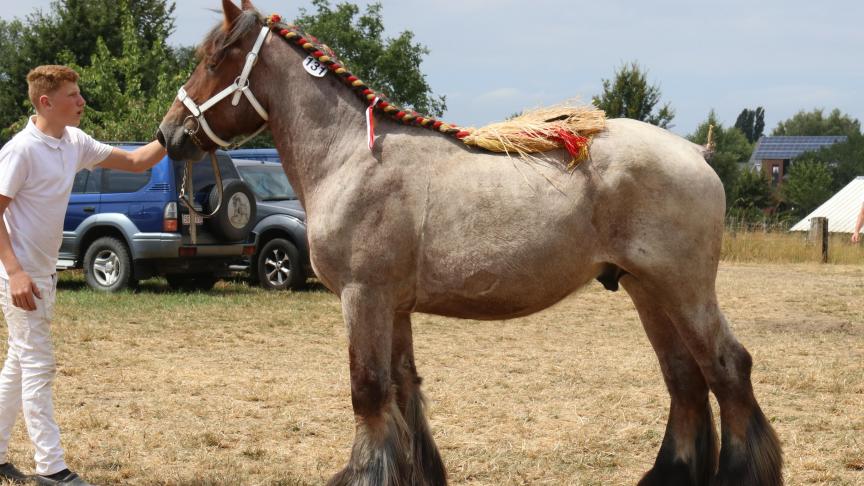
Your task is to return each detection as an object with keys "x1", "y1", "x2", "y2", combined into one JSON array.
[
  {"x1": 749, "y1": 135, "x2": 847, "y2": 163},
  {"x1": 790, "y1": 176, "x2": 864, "y2": 233}
]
